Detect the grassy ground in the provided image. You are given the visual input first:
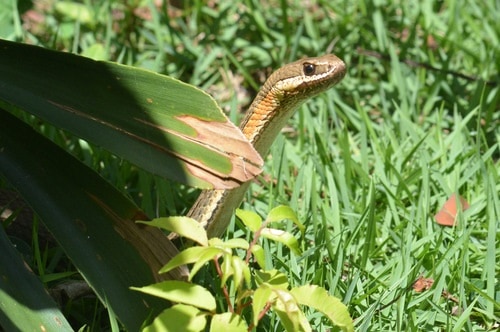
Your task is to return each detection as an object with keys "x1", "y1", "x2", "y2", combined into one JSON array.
[{"x1": 3, "y1": 0, "x2": 499, "y2": 330}]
